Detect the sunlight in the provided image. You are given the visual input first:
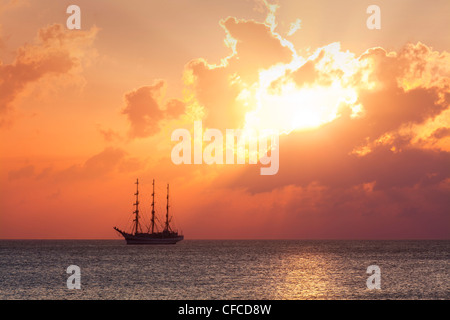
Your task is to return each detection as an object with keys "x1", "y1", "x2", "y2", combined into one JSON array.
[
  {"x1": 240, "y1": 43, "x2": 364, "y2": 135},
  {"x1": 243, "y1": 71, "x2": 359, "y2": 134}
]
